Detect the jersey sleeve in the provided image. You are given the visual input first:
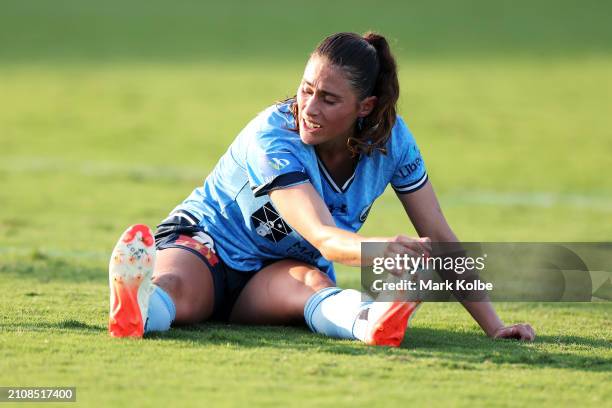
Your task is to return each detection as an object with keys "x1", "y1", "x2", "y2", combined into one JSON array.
[
  {"x1": 390, "y1": 118, "x2": 428, "y2": 194},
  {"x1": 246, "y1": 133, "x2": 311, "y2": 198}
]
